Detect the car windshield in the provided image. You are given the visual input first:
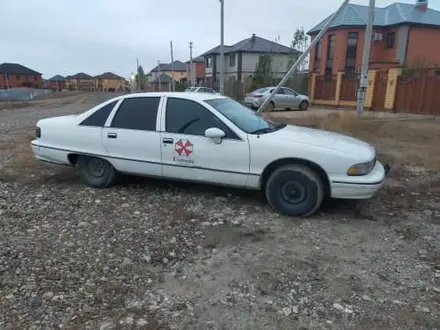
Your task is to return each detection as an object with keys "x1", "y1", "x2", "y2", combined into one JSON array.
[{"x1": 204, "y1": 98, "x2": 286, "y2": 135}]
